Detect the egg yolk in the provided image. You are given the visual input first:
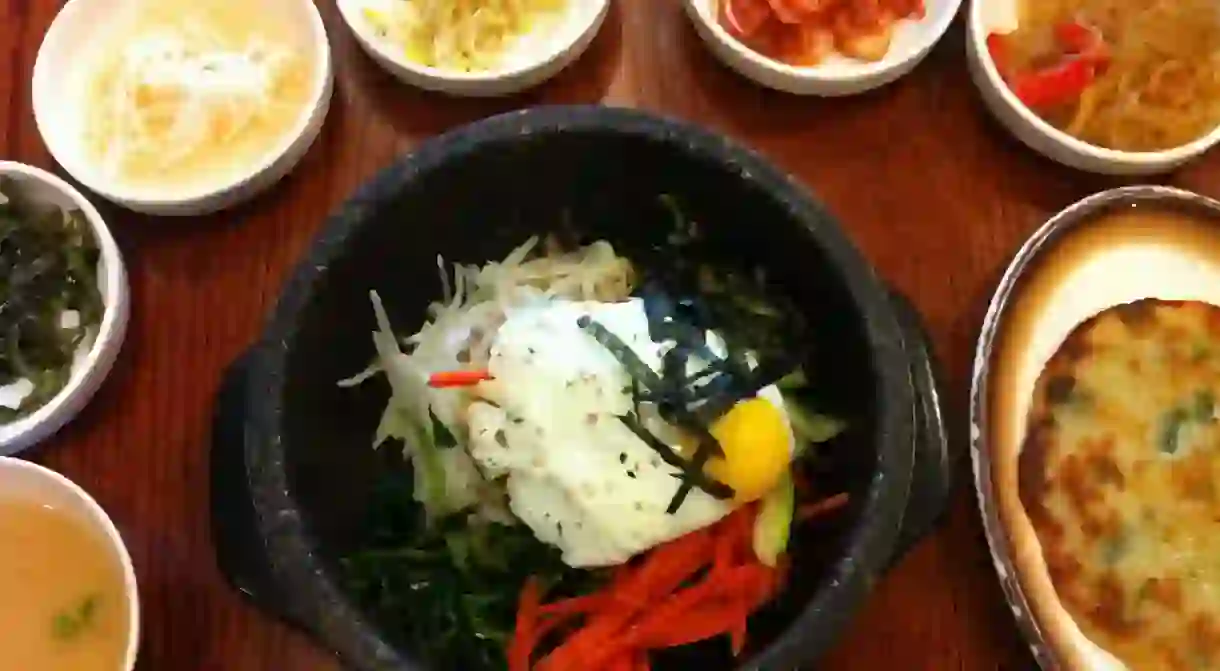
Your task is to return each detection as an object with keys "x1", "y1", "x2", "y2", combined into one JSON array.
[{"x1": 704, "y1": 397, "x2": 792, "y2": 503}]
